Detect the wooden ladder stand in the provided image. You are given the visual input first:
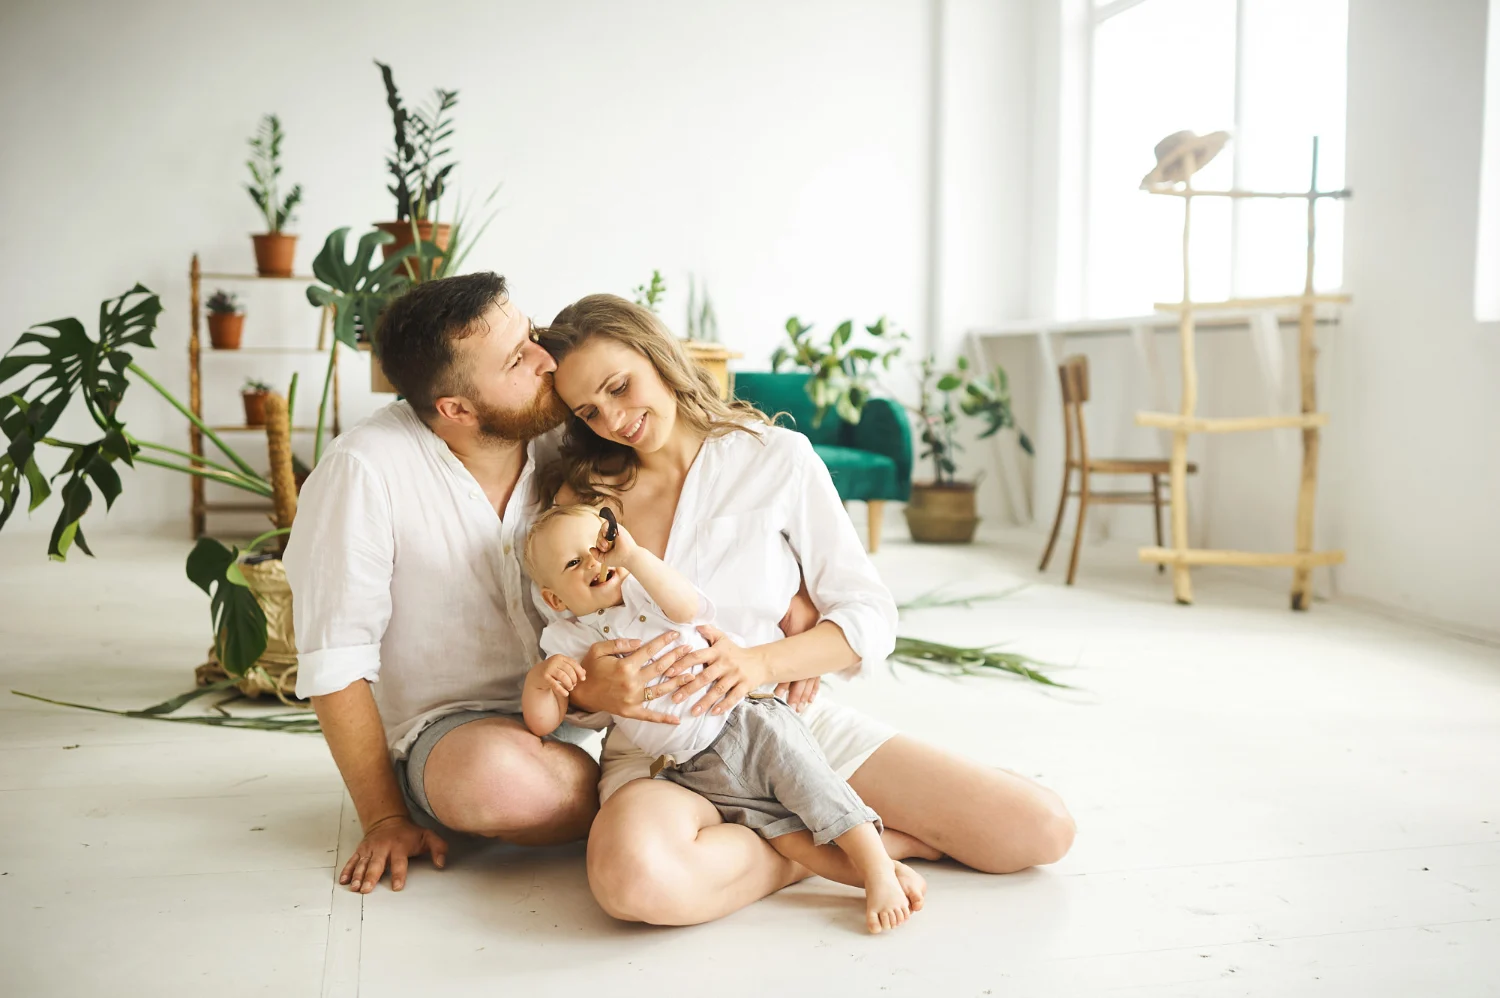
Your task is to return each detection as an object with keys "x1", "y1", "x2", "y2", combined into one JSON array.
[{"x1": 1136, "y1": 138, "x2": 1352, "y2": 609}]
